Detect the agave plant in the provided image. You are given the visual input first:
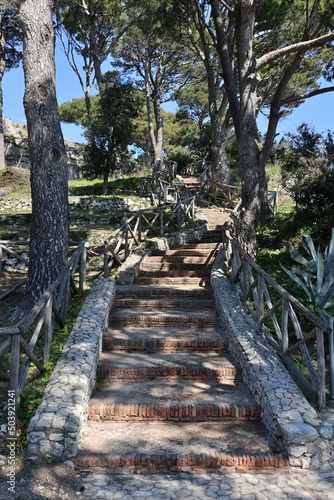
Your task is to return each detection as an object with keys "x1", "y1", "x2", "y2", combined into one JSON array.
[
  {"x1": 281, "y1": 228, "x2": 334, "y2": 402},
  {"x1": 281, "y1": 229, "x2": 334, "y2": 322}
]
